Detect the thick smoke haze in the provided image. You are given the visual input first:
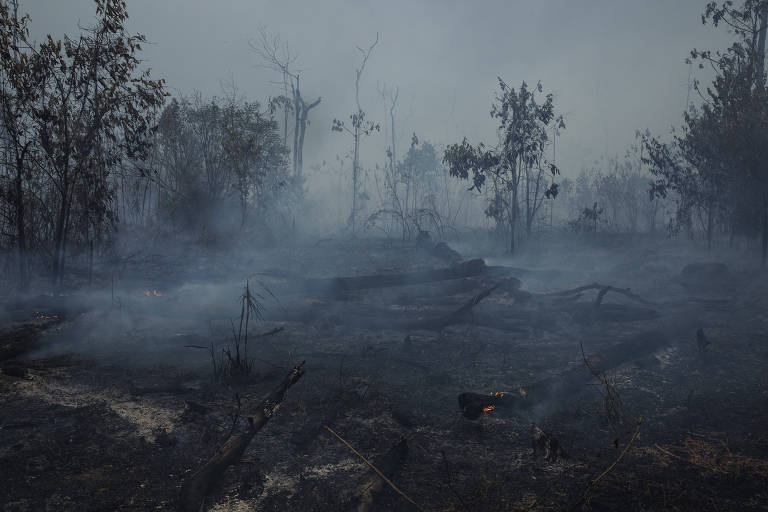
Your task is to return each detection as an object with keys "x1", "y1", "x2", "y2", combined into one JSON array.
[
  {"x1": 24, "y1": 0, "x2": 729, "y2": 176},
  {"x1": 4, "y1": 1, "x2": 768, "y2": 510}
]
